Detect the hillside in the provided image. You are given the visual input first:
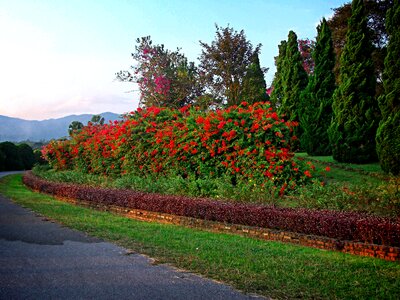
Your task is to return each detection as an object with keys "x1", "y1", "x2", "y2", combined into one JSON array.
[{"x1": 0, "y1": 112, "x2": 121, "y2": 142}]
